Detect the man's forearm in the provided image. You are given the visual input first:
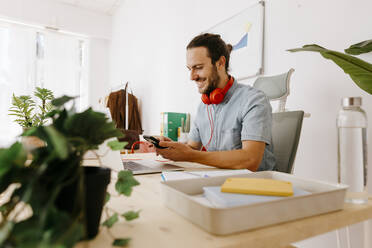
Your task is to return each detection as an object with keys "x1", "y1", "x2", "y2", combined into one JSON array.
[
  {"x1": 157, "y1": 140, "x2": 265, "y2": 171},
  {"x1": 188, "y1": 149, "x2": 261, "y2": 171}
]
